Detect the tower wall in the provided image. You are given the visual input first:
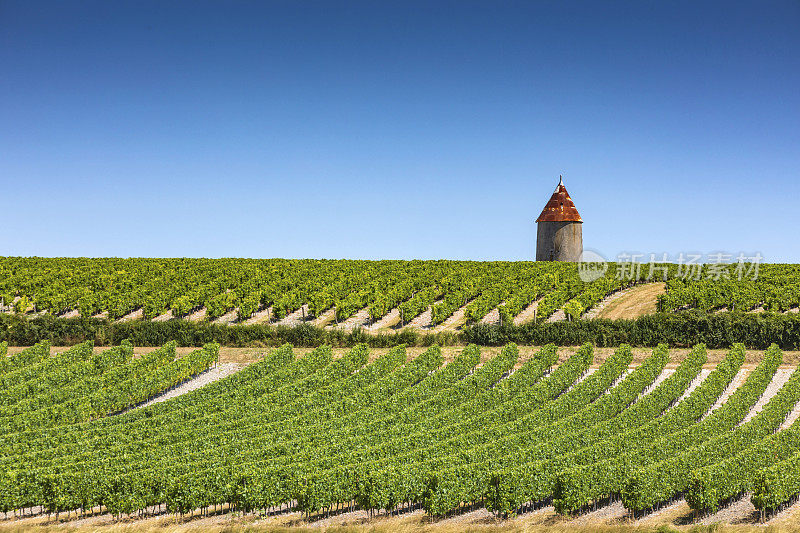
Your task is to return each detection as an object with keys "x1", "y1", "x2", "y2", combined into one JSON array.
[{"x1": 536, "y1": 221, "x2": 583, "y2": 262}]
